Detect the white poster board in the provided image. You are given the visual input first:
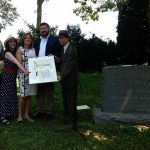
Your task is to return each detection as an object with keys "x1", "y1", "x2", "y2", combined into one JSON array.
[{"x1": 28, "y1": 56, "x2": 58, "y2": 84}]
